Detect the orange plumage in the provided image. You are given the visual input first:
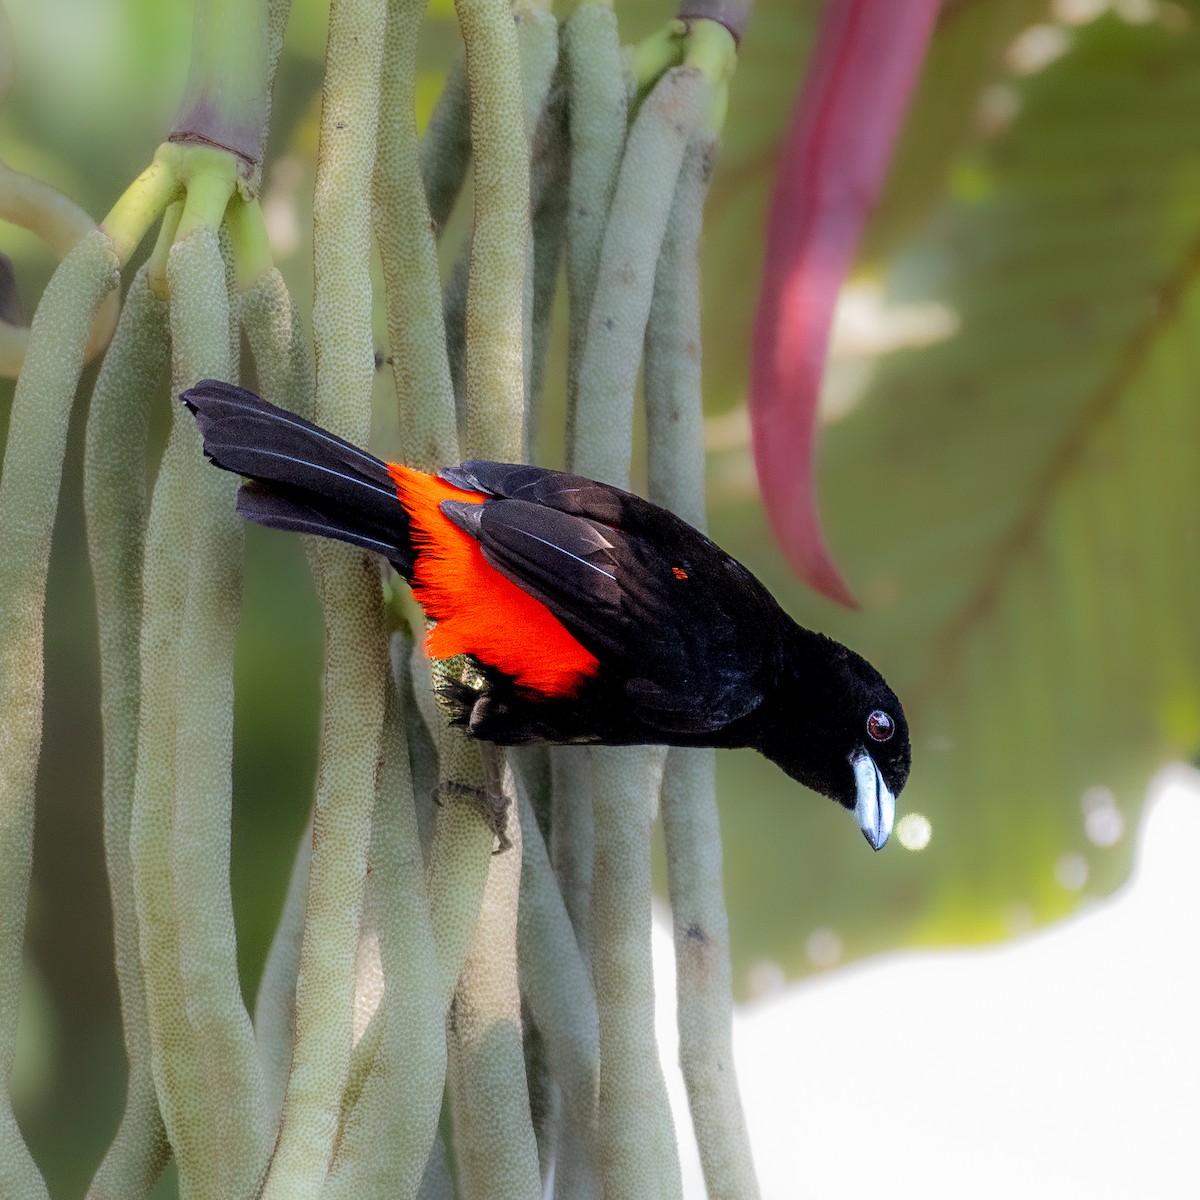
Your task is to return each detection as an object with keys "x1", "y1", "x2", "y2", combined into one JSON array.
[{"x1": 387, "y1": 464, "x2": 599, "y2": 696}]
